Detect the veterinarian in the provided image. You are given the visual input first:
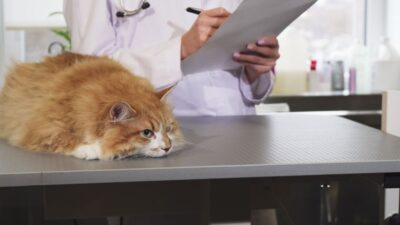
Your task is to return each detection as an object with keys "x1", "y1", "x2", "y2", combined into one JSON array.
[{"x1": 63, "y1": 0, "x2": 280, "y2": 116}]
